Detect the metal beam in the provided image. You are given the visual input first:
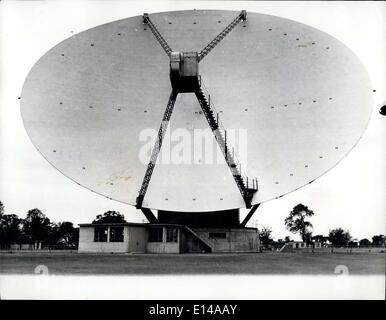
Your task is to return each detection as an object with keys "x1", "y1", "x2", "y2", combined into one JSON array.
[
  {"x1": 198, "y1": 10, "x2": 247, "y2": 61},
  {"x1": 240, "y1": 203, "x2": 260, "y2": 227},
  {"x1": 141, "y1": 208, "x2": 158, "y2": 224},
  {"x1": 136, "y1": 91, "x2": 178, "y2": 209},
  {"x1": 142, "y1": 13, "x2": 173, "y2": 57}
]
